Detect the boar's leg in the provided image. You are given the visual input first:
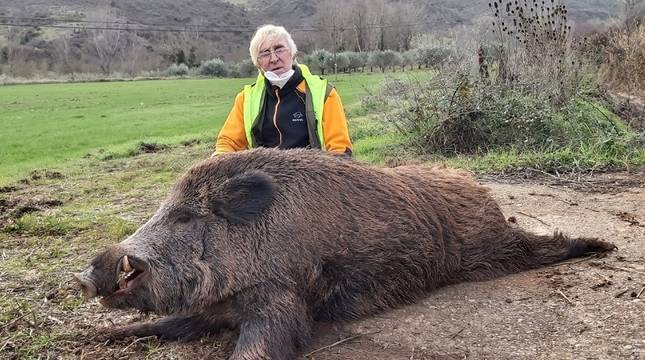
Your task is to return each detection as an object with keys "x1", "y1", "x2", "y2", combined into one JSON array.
[
  {"x1": 229, "y1": 285, "x2": 311, "y2": 360},
  {"x1": 106, "y1": 301, "x2": 238, "y2": 342}
]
